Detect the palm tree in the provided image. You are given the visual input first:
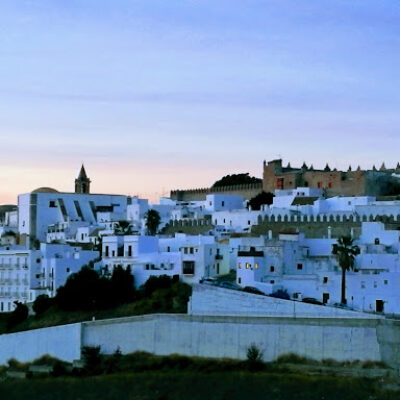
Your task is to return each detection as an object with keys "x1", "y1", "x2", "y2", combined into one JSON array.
[
  {"x1": 115, "y1": 220, "x2": 133, "y2": 235},
  {"x1": 332, "y1": 236, "x2": 360, "y2": 305},
  {"x1": 145, "y1": 209, "x2": 161, "y2": 236}
]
